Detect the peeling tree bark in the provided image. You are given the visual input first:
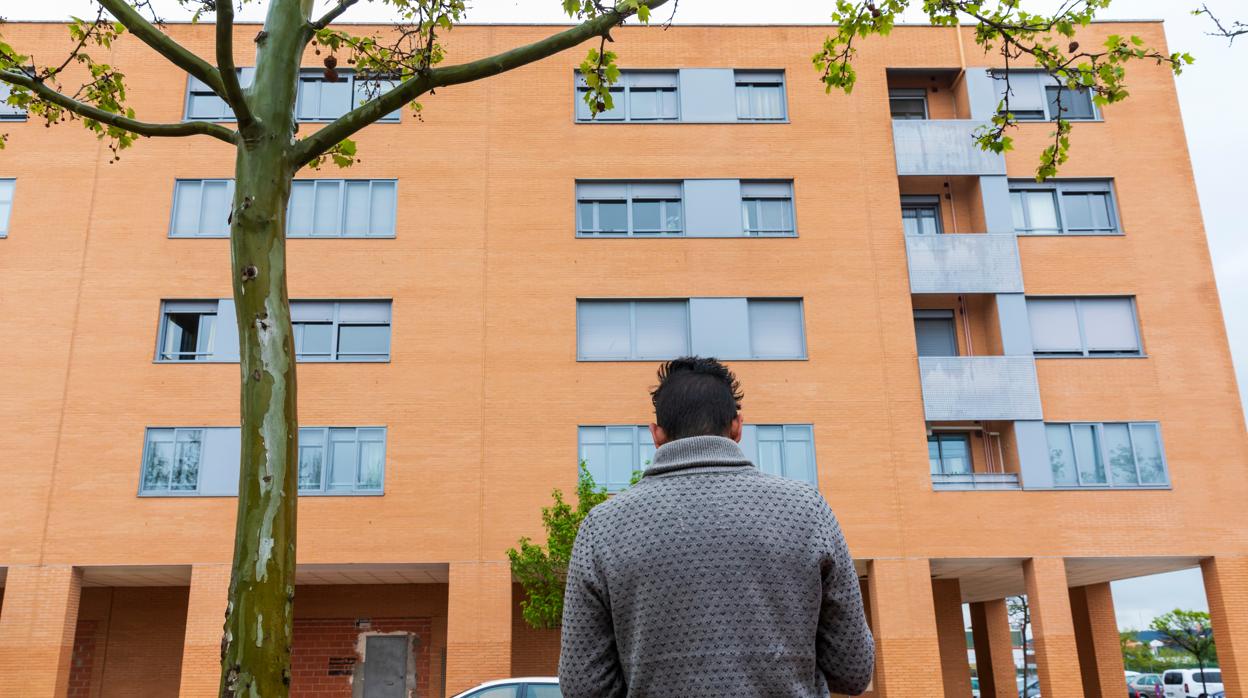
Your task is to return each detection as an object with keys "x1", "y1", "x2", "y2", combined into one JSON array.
[{"x1": 219, "y1": 0, "x2": 307, "y2": 695}]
